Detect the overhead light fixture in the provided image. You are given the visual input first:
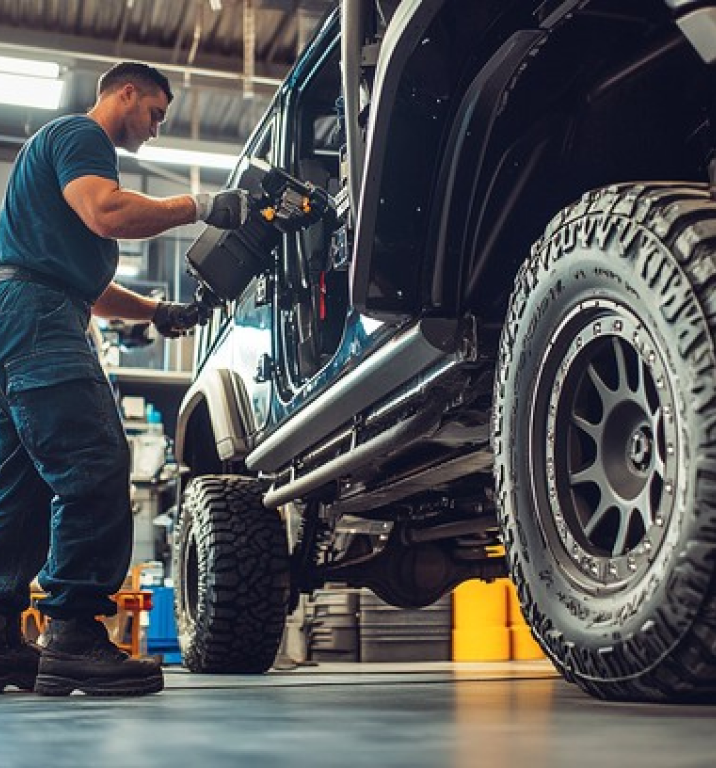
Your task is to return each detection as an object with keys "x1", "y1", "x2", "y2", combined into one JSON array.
[
  {"x1": 0, "y1": 56, "x2": 64, "y2": 110},
  {"x1": 0, "y1": 73, "x2": 64, "y2": 110},
  {"x1": 118, "y1": 145, "x2": 237, "y2": 170},
  {"x1": 0, "y1": 56, "x2": 60, "y2": 78}
]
